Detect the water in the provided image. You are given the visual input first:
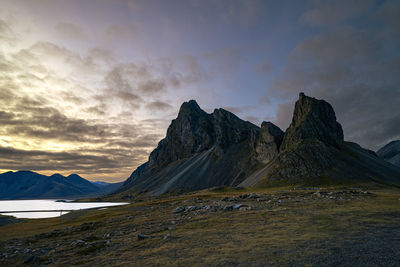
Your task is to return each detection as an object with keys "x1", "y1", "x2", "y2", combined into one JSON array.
[{"x1": 0, "y1": 200, "x2": 129, "y2": 219}]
